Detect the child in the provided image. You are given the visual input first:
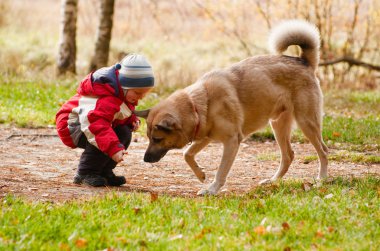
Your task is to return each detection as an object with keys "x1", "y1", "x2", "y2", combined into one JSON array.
[{"x1": 56, "y1": 54, "x2": 154, "y2": 187}]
